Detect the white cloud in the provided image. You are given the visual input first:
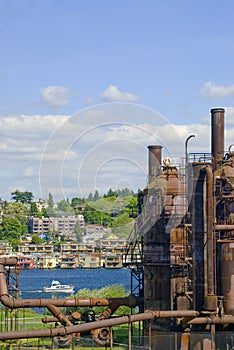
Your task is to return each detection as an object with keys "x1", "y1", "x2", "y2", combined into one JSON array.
[
  {"x1": 1, "y1": 104, "x2": 234, "y2": 202},
  {"x1": 200, "y1": 81, "x2": 234, "y2": 99},
  {"x1": 101, "y1": 85, "x2": 139, "y2": 102},
  {"x1": 40, "y1": 86, "x2": 73, "y2": 107},
  {"x1": 24, "y1": 166, "x2": 35, "y2": 177}
]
